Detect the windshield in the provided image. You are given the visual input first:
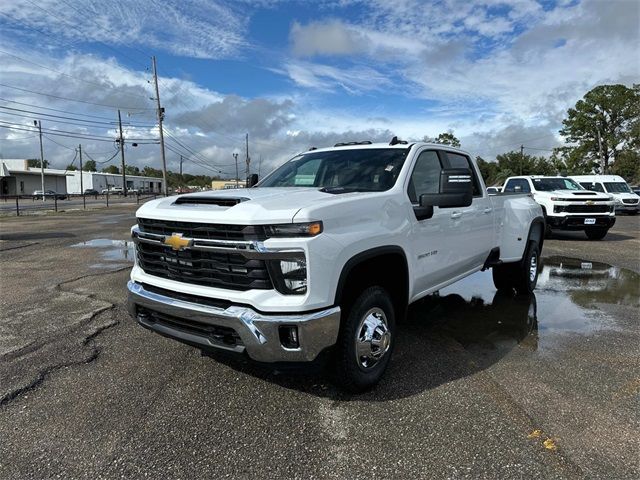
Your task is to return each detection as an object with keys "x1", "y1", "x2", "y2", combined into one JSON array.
[
  {"x1": 604, "y1": 182, "x2": 631, "y2": 193},
  {"x1": 259, "y1": 148, "x2": 409, "y2": 191},
  {"x1": 532, "y1": 177, "x2": 583, "y2": 191}
]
